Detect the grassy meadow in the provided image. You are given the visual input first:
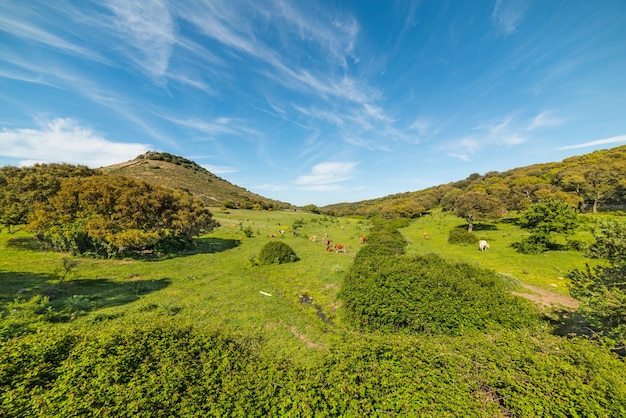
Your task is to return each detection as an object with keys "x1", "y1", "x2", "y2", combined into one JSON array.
[
  {"x1": 0, "y1": 208, "x2": 368, "y2": 364},
  {"x1": 2, "y1": 208, "x2": 625, "y2": 416},
  {"x1": 0, "y1": 208, "x2": 605, "y2": 355}
]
